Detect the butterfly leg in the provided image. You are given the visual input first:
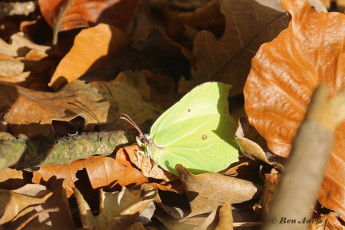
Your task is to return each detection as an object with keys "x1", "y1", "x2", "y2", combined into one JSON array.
[
  {"x1": 148, "y1": 164, "x2": 158, "y2": 177},
  {"x1": 136, "y1": 150, "x2": 144, "y2": 168}
]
